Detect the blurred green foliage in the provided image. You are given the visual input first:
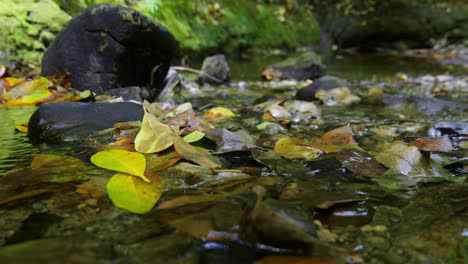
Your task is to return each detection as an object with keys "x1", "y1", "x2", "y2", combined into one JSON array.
[{"x1": 136, "y1": 0, "x2": 320, "y2": 53}]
